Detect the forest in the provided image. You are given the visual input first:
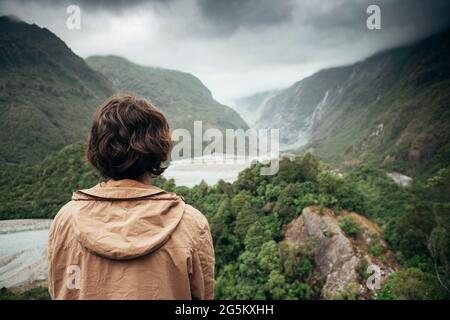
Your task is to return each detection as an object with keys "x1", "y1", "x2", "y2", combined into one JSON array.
[
  {"x1": 1, "y1": 12, "x2": 449, "y2": 301},
  {"x1": 1, "y1": 144, "x2": 448, "y2": 299}
]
